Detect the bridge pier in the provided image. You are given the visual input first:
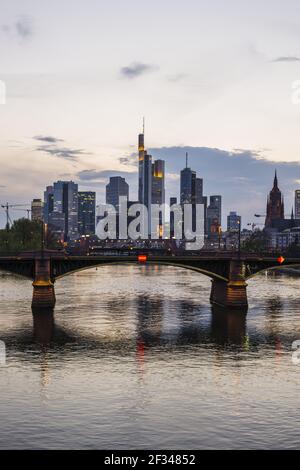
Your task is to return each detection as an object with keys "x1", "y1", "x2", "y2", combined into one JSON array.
[
  {"x1": 32, "y1": 256, "x2": 56, "y2": 309},
  {"x1": 210, "y1": 260, "x2": 248, "y2": 310}
]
